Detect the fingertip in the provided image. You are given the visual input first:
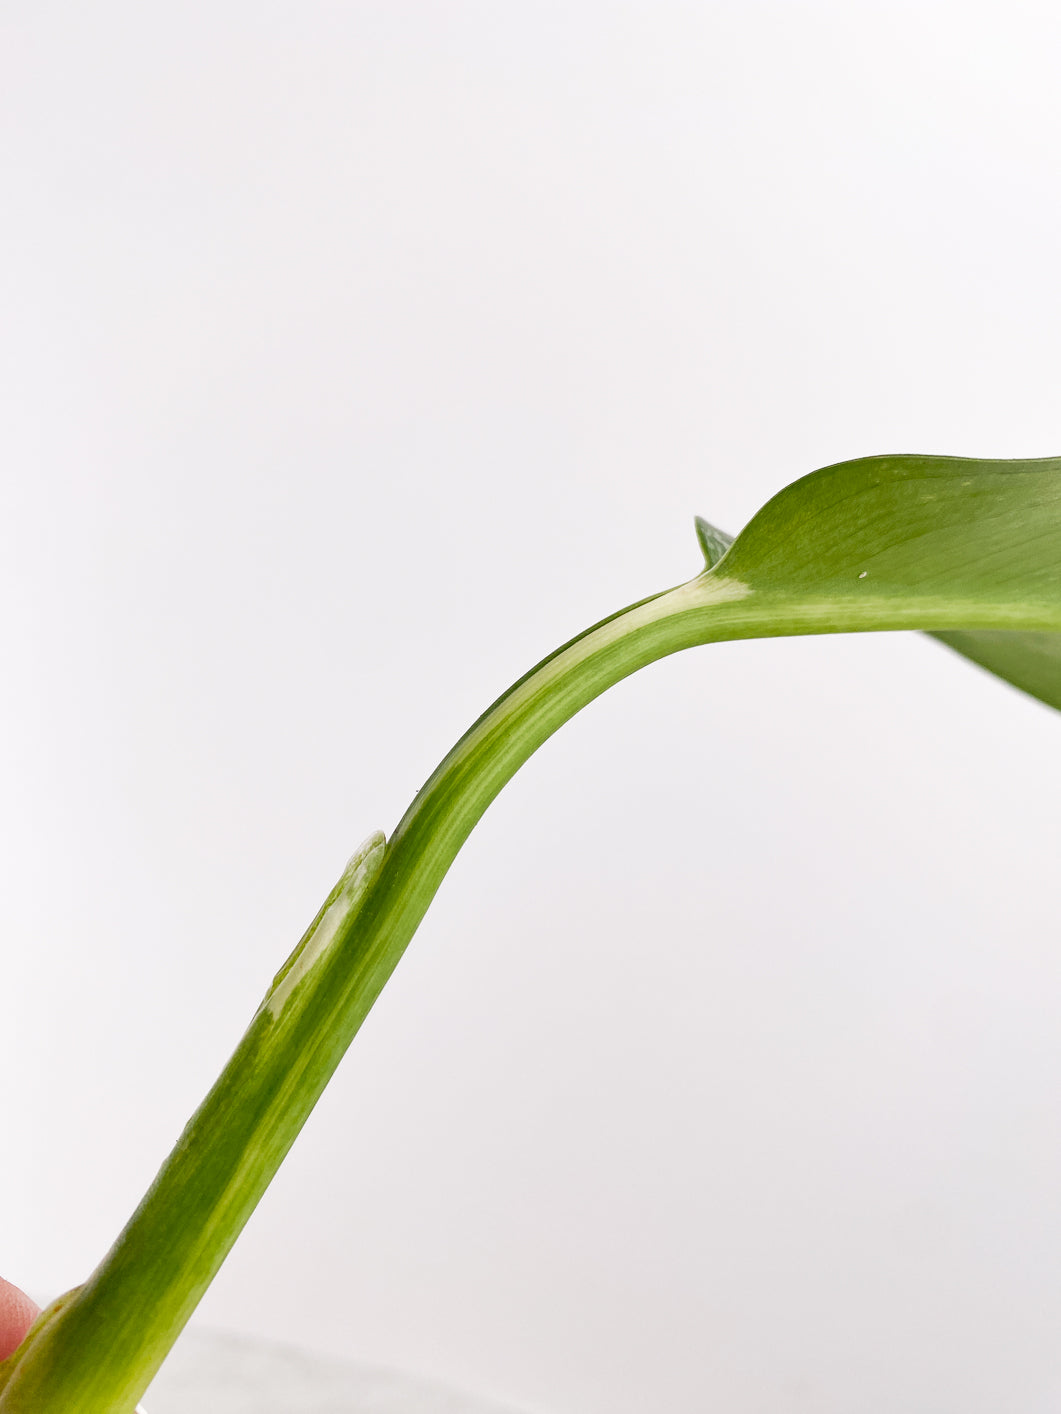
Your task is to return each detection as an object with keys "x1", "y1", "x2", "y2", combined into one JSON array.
[{"x1": 0, "y1": 1278, "x2": 40, "y2": 1361}]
